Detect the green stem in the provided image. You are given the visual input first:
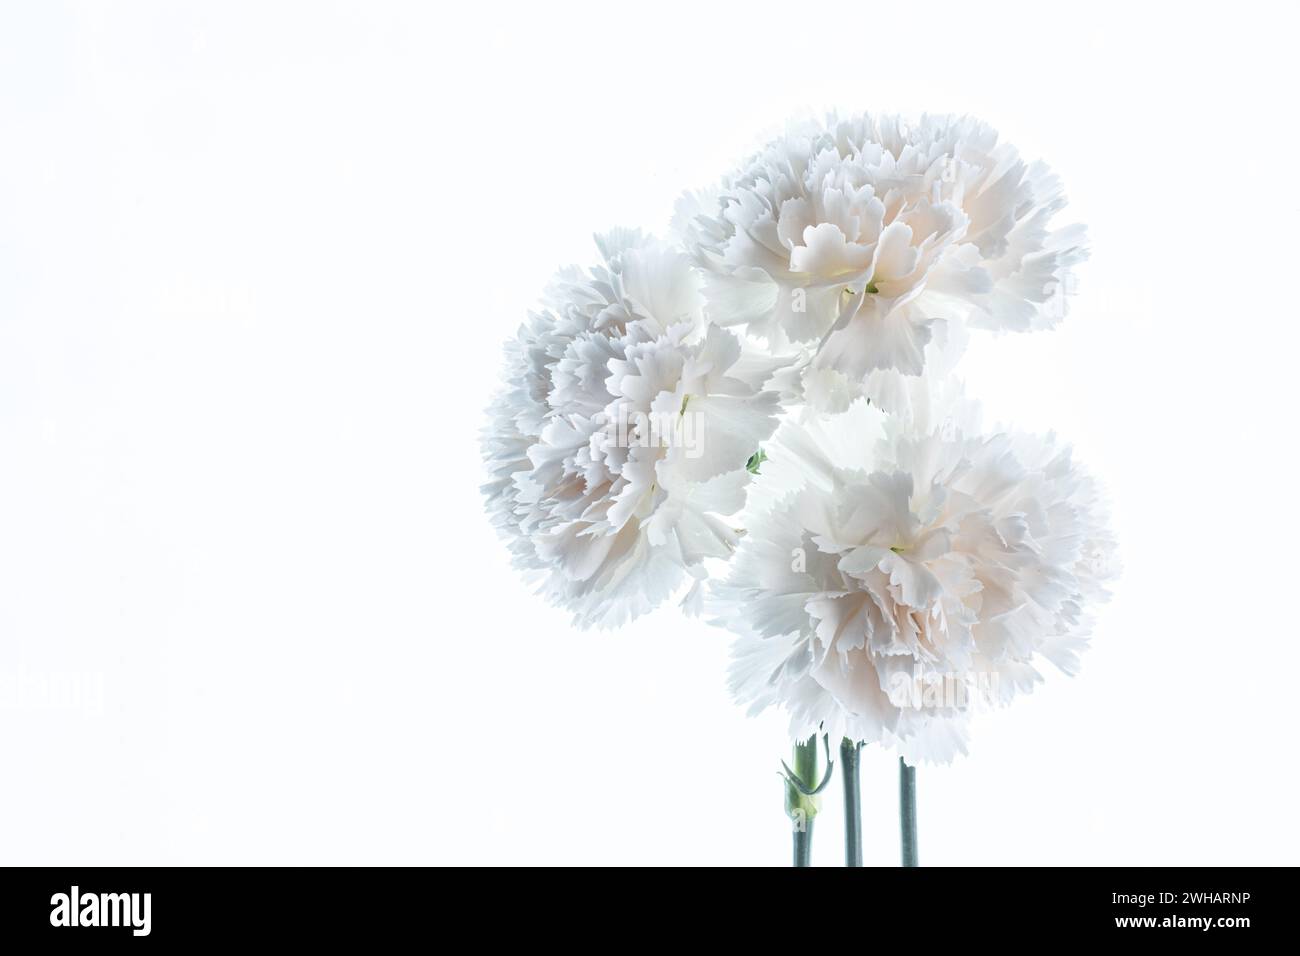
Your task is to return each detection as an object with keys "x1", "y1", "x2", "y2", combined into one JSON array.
[
  {"x1": 786, "y1": 735, "x2": 821, "y2": 867},
  {"x1": 899, "y1": 757, "x2": 918, "y2": 867},
  {"x1": 793, "y1": 816, "x2": 814, "y2": 867},
  {"x1": 840, "y1": 738, "x2": 863, "y2": 866}
]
